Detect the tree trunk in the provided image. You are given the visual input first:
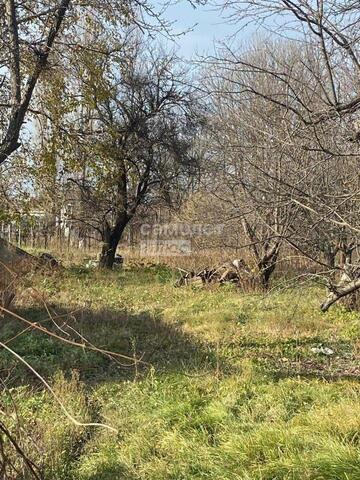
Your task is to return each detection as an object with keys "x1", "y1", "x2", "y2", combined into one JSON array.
[
  {"x1": 99, "y1": 217, "x2": 128, "y2": 269},
  {"x1": 0, "y1": 0, "x2": 71, "y2": 168},
  {"x1": 99, "y1": 237, "x2": 118, "y2": 269},
  {"x1": 257, "y1": 245, "x2": 280, "y2": 290},
  {"x1": 258, "y1": 257, "x2": 278, "y2": 290}
]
